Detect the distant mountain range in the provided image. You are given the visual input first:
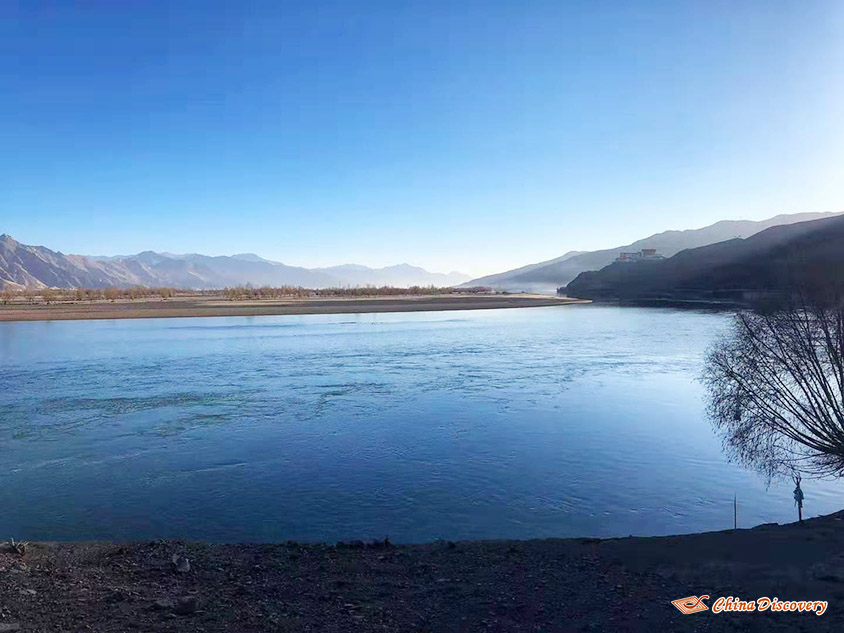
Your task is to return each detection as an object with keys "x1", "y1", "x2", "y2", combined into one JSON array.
[
  {"x1": 461, "y1": 212, "x2": 840, "y2": 294},
  {"x1": 0, "y1": 235, "x2": 471, "y2": 290},
  {"x1": 565, "y1": 214, "x2": 844, "y2": 303},
  {"x1": 5, "y1": 211, "x2": 840, "y2": 292}
]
